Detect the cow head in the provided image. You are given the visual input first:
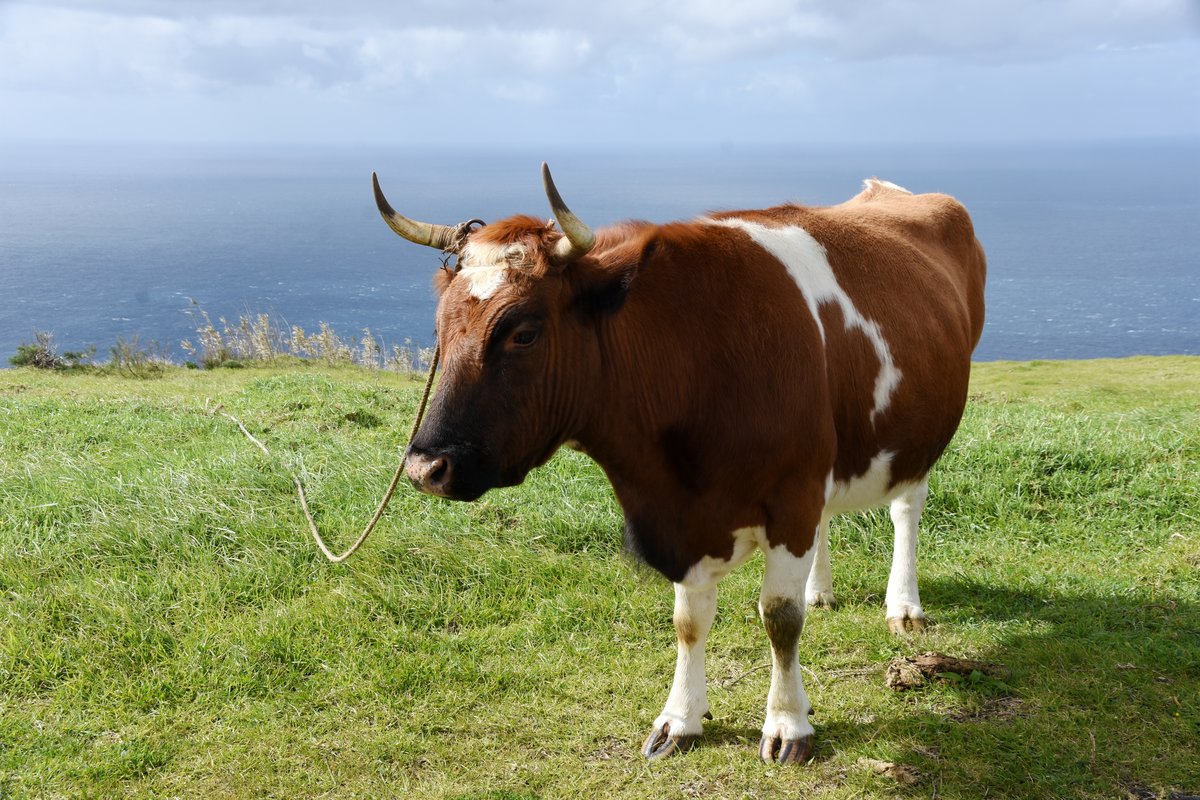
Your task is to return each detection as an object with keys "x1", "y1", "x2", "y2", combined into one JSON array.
[{"x1": 374, "y1": 164, "x2": 637, "y2": 501}]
